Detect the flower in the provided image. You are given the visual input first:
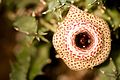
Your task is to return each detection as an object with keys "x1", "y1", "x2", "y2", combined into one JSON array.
[{"x1": 52, "y1": 5, "x2": 111, "y2": 71}]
